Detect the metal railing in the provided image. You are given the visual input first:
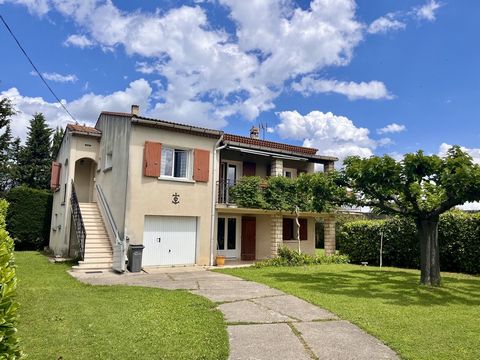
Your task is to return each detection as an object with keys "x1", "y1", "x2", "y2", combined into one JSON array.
[
  {"x1": 70, "y1": 181, "x2": 86, "y2": 260},
  {"x1": 217, "y1": 179, "x2": 237, "y2": 204},
  {"x1": 95, "y1": 184, "x2": 126, "y2": 272}
]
